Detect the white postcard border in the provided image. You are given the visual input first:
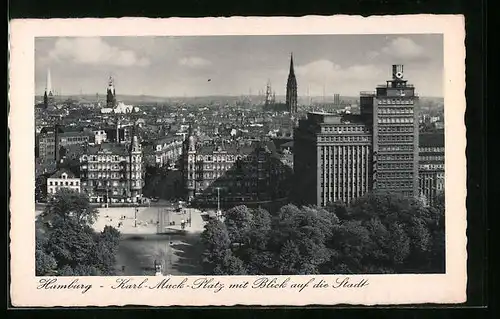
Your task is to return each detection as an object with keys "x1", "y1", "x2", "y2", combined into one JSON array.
[{"x1": 9, "y1": 15, "x2": 467, "y2": 307}]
